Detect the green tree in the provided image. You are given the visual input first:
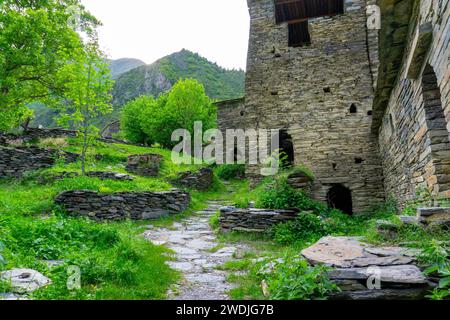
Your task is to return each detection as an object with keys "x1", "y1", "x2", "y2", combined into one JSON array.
[
  {"x1": 120, "y1": 96, "x2": 156, "y2": 145},
  {"x1": 55, "y1": 43, "x2": 113, "y2": 175},
  {"x1": 140, "y1": 79, "x2": 216, "y2": 148},
  {"x1": 0, "y1": 0, "x2": 99, "y2": 130}
]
